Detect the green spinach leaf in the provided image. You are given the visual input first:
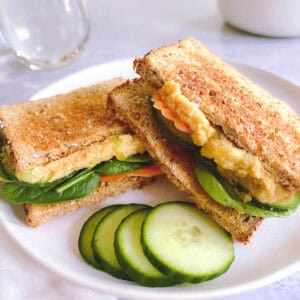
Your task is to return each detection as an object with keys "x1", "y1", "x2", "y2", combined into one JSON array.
[
  {"x1": 0, "y1": 156, "x2": 152, "y2": 205},
  {"x1": 123, "y1": 153, "x2": 153, "y2": 163},
  {"x1": 55, "y1": 169, "x2": 93, "y2": 193},
  {"x1": 12, "y1": 175, "x2": 70, "y2": 189},
  {"x1": 0, "y1": 172, "x2": 100, "y2": 204},
  {"x1": 0, "y1": 165, "x2": 12, "y2": 182},
  {"x1": 54, "y1": 172, "x2": 100, "y2": 201},
  {"x1": 94, "y1": 159, "x2": 147, "y2": 175}
]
